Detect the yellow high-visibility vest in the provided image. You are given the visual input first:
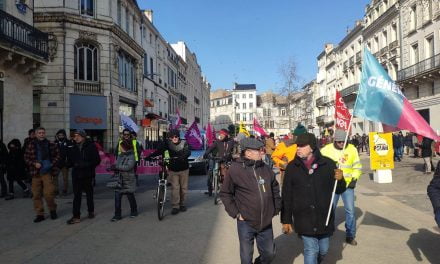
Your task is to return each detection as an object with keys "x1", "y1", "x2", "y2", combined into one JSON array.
[
  {"x1": 118, "y1": 139, "x2": 139, "y2": 161},
  {"x1": 321, "y1": 143, "x2": 362, "y2": 186}
]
